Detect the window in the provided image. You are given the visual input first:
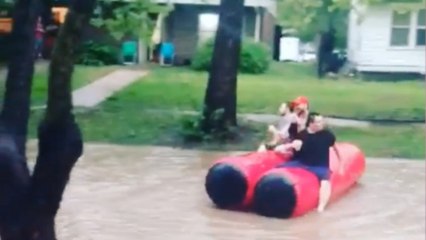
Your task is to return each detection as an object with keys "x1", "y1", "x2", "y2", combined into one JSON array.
[
  {"x1": 390, "y1": 11, "x2": 411, "y2": 46},
  {"x1": 416, "y1": 9, "x2": 425, "y2": 46}
]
